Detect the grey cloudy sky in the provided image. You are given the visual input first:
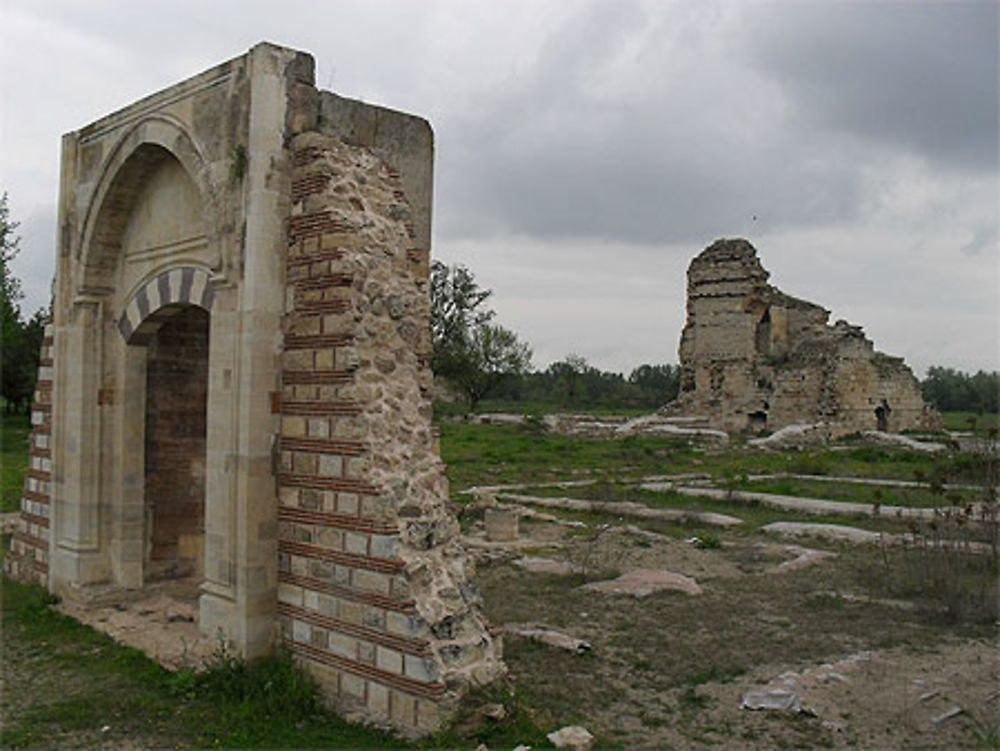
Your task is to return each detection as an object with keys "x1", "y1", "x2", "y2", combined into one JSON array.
[{"x1": 1, "y1": 0, "x2": 997, "y2": 375}]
